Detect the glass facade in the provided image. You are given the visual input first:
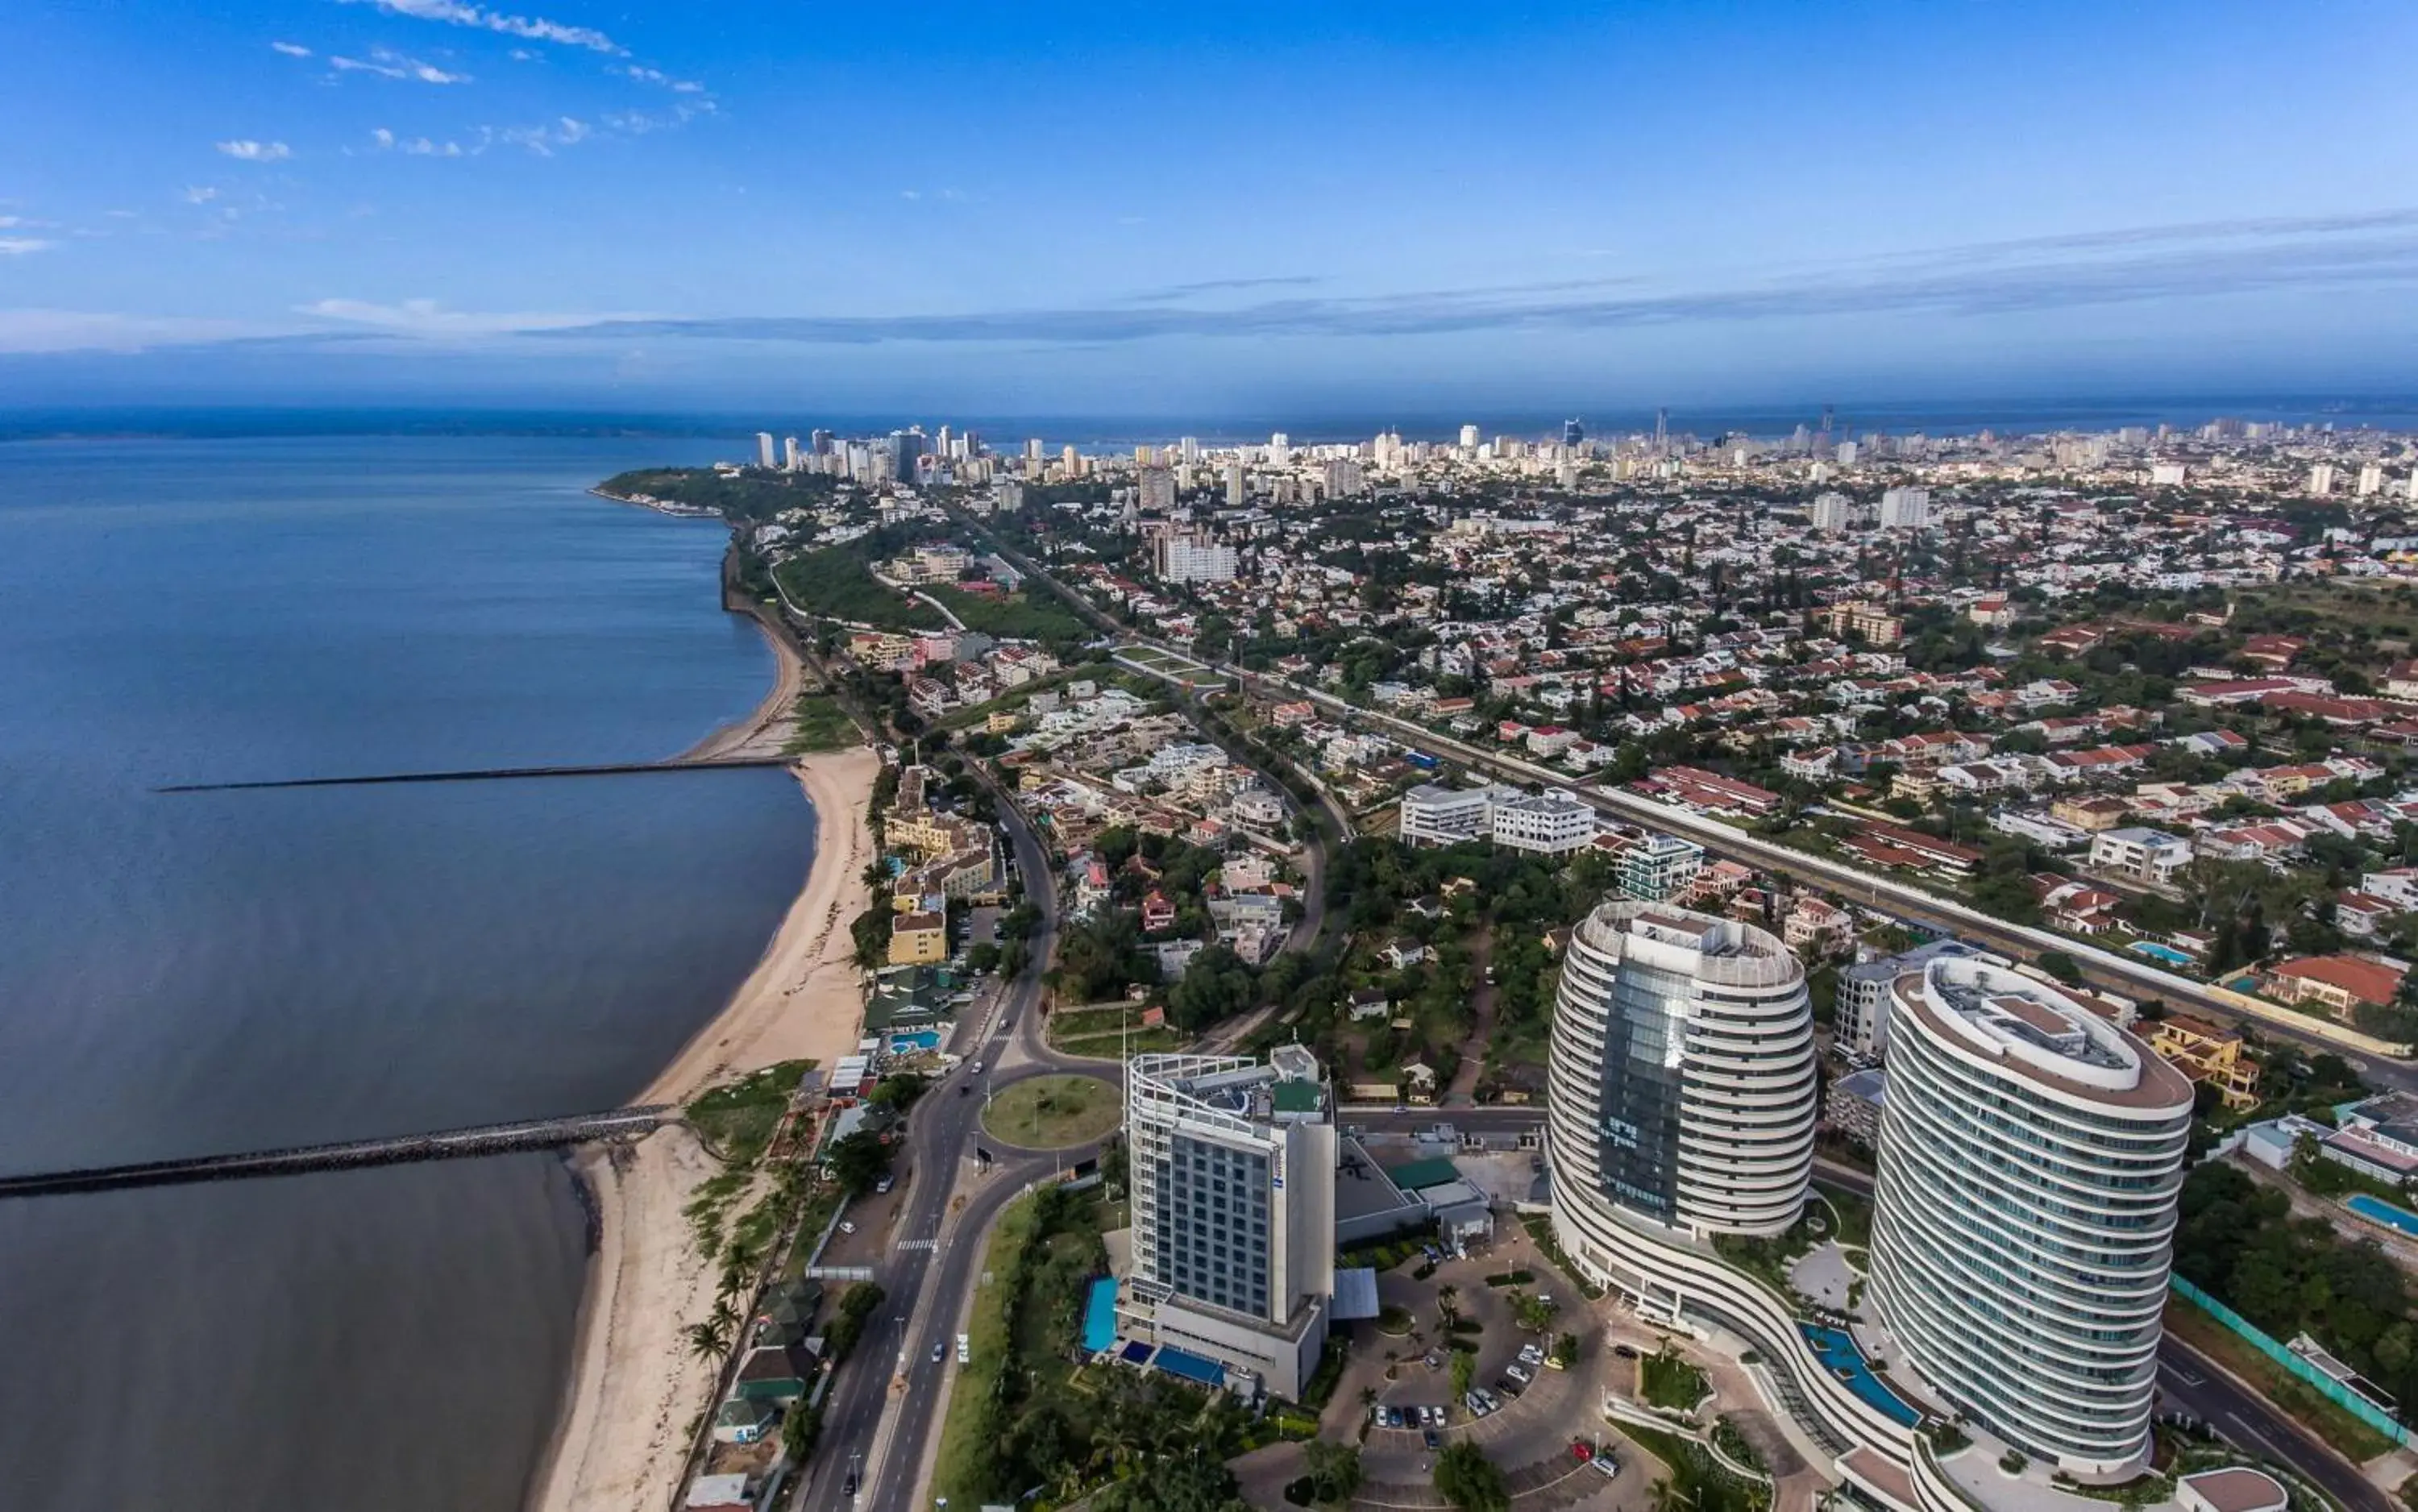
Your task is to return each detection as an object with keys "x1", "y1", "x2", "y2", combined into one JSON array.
[
  {"x1": 1153, "y1": 1132, "x2": 1273, "y2": 1319},
  {"x1": 1595, "y1": 961, "x2": 1692, "y2": 1220}
]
